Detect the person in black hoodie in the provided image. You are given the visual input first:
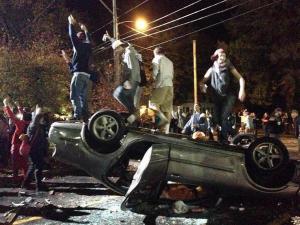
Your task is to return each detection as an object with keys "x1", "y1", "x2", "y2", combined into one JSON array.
[{"x1": 22, "y1": 108, "x2": 48, "y2": 192}]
